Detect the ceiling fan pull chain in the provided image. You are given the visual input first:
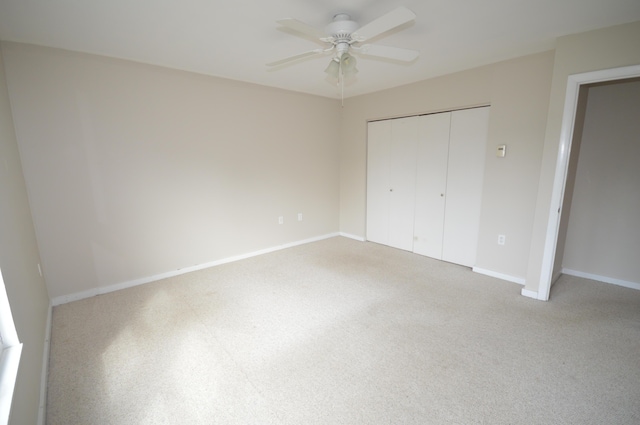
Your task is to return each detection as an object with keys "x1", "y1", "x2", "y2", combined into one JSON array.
[{"x1": 340, "y1": 61, "x2": 344, "y2": 106}]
